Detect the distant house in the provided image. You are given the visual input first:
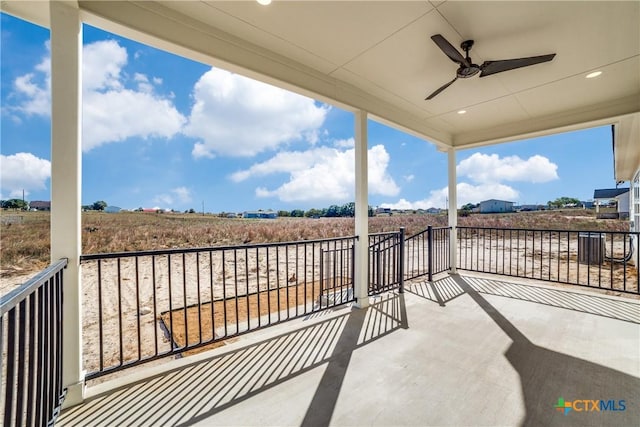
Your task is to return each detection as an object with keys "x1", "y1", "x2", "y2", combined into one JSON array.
[
  {"x1": 243, "y1": 210, "x2": 278, "y2": 219},
  {"x1": 426, "y1": 207, "x2": 441, "y2": 214},
  {"x1": 518, "y1": 204, "x2": 540, "y2": 212},
  {"x1": 593, "y1": 188, "x2": 630, "y2": 218},
  {"x1": 104, "y1": 206, "x2": 122, "y2": 213},
  {"x1": 375, "y1": 207, "x2": 391, "y2": 216},
  {"x1": 479, "y1": 199, "x2": 514, "y2": 214},
  {"x1": 29, "y1": 200, "x2": 51, "y2": 211}
]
